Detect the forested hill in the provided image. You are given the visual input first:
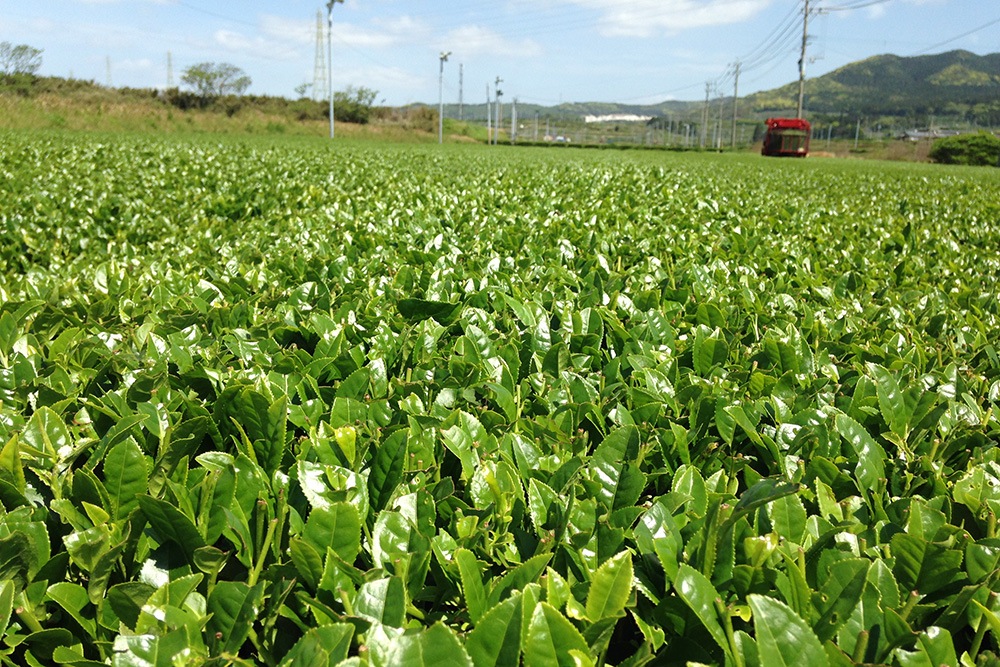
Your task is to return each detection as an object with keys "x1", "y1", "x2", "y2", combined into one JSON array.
[
  {"x1": 744, "y1": 50, "x2": 1000, "y2": 119},
  {"x1": 466, "y1": 50, "x2": 1000, "y2": 125}
]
